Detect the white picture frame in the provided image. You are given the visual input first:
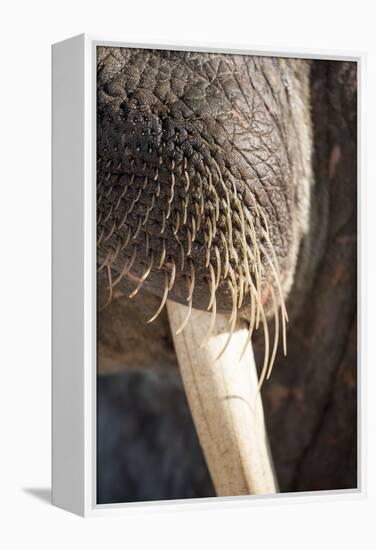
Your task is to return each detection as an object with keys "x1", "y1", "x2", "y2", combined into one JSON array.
[{"x1": 52, "y1": 34, "x2": 365, "y2": 517}]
